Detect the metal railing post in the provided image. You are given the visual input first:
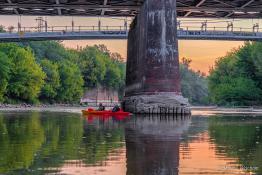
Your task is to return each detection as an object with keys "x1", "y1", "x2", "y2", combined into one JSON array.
[
  {"x1": 124, "y1": 19, "x2": 128, "y2": 32},
  {"x1": 72, "y1": 20, "x2": 74, "y2": 32},
  {"x1": 98, "y1": 20, "x2": 101, "y2": 31},
  {"x1": 227, "y1": 22, "x2": 233, "y2": 32},
  {"x1": 253, "y1": 23, "x2": 259, "y2": 33},
  {"x1": 18, "y1": 22, "x2": 21, "y2": 33},
  {"x1": 45, "y1": 21, "x2": 48, "y2": 32},
  {"x1": 177, "y1": 20, "x2": 181, "y2": 29},
  {"x1": 201, "y1": 20, "x2": 207, "y2": 32}
]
